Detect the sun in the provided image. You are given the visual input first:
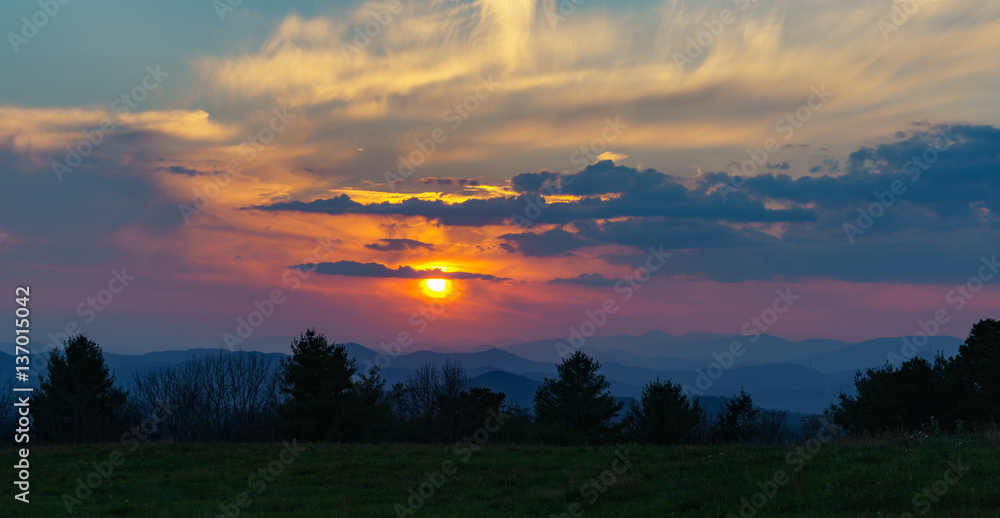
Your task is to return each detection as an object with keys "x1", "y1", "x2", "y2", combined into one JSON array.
[
  {"x1": 422, "y1": 278, "x2": 451, "y2": 298},
  {"x1": 425, "y1": 278, "x2": 447, "y2": 292}
]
